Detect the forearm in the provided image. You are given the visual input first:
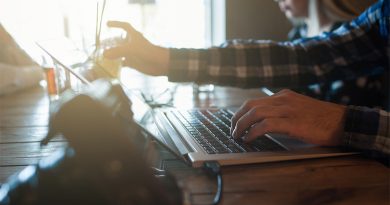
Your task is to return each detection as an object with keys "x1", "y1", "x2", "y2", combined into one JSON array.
[
  {"x1": 168, "y1": 35, "x2": 386, "y2": 89},
  {"x1": 167, "y1": 45, "x2": 313, "y2": 88},
  {"x1": 167, "y1": 0, "x2": 388, "y2": 88},
  {"x1": 0, "y1": 26, "x2": 36, "y2": 66},
  {"x1": 343, "y1": 106, "x2": 390, "y2": 155}
]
